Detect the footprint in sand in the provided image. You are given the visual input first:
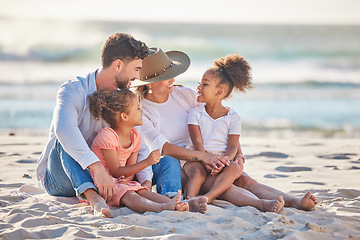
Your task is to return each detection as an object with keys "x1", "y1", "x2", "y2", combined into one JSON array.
[
  {"x1": 264, "y1": 174, "x2": 289, "y2": 179},
  {"x1": 275, "y1": 166, "x2": 312, "y2": 172},
  {"x1": 293, "y1": 181, "x2": 325, "y2": 185},
  {"x1": 16, "y1": 160, "x2": 37, "y2": 164},
  {"x1": 9, "y1": 153, "x2": 21, "y2": 156},
  {"x1": 0, "y1": 183, "x2": 25, "y2": 188},
  {"x1": 248, "y1": 152, "x2": 290, "y2": 159},
  {"x1": 337, "y1": 189, "x2": 360, "y2": 198},
  {"x1": 298, "y1": 143, "x2": 324, "y2": 147},
  {"x1": 349, "y1": 166, "x2": 360, "y2": 170},
  {"x1": 325, "y1": 165, "x2": 360, "y2": 170},
  {"x1": 305, "y1": 222, "x2": 326, "y2": 232},
  {"x1": 325, "y1": 165, "x2": 339, "y2": 170},
  {"x1": 317, "y1": 153, "x2": 358, "y2": 160}
]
